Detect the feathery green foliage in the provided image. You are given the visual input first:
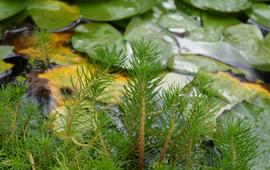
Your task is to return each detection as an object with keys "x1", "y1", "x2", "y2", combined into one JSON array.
[
  {"x1": 0, "y1": 41, "x2": 259, "y2": 170},
  {"x1": 120, "y1": 40, "x2": 164, "y2": 169},
  {"x1": 215, "y1": 118, "x2": 258, "y2": 170}
]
